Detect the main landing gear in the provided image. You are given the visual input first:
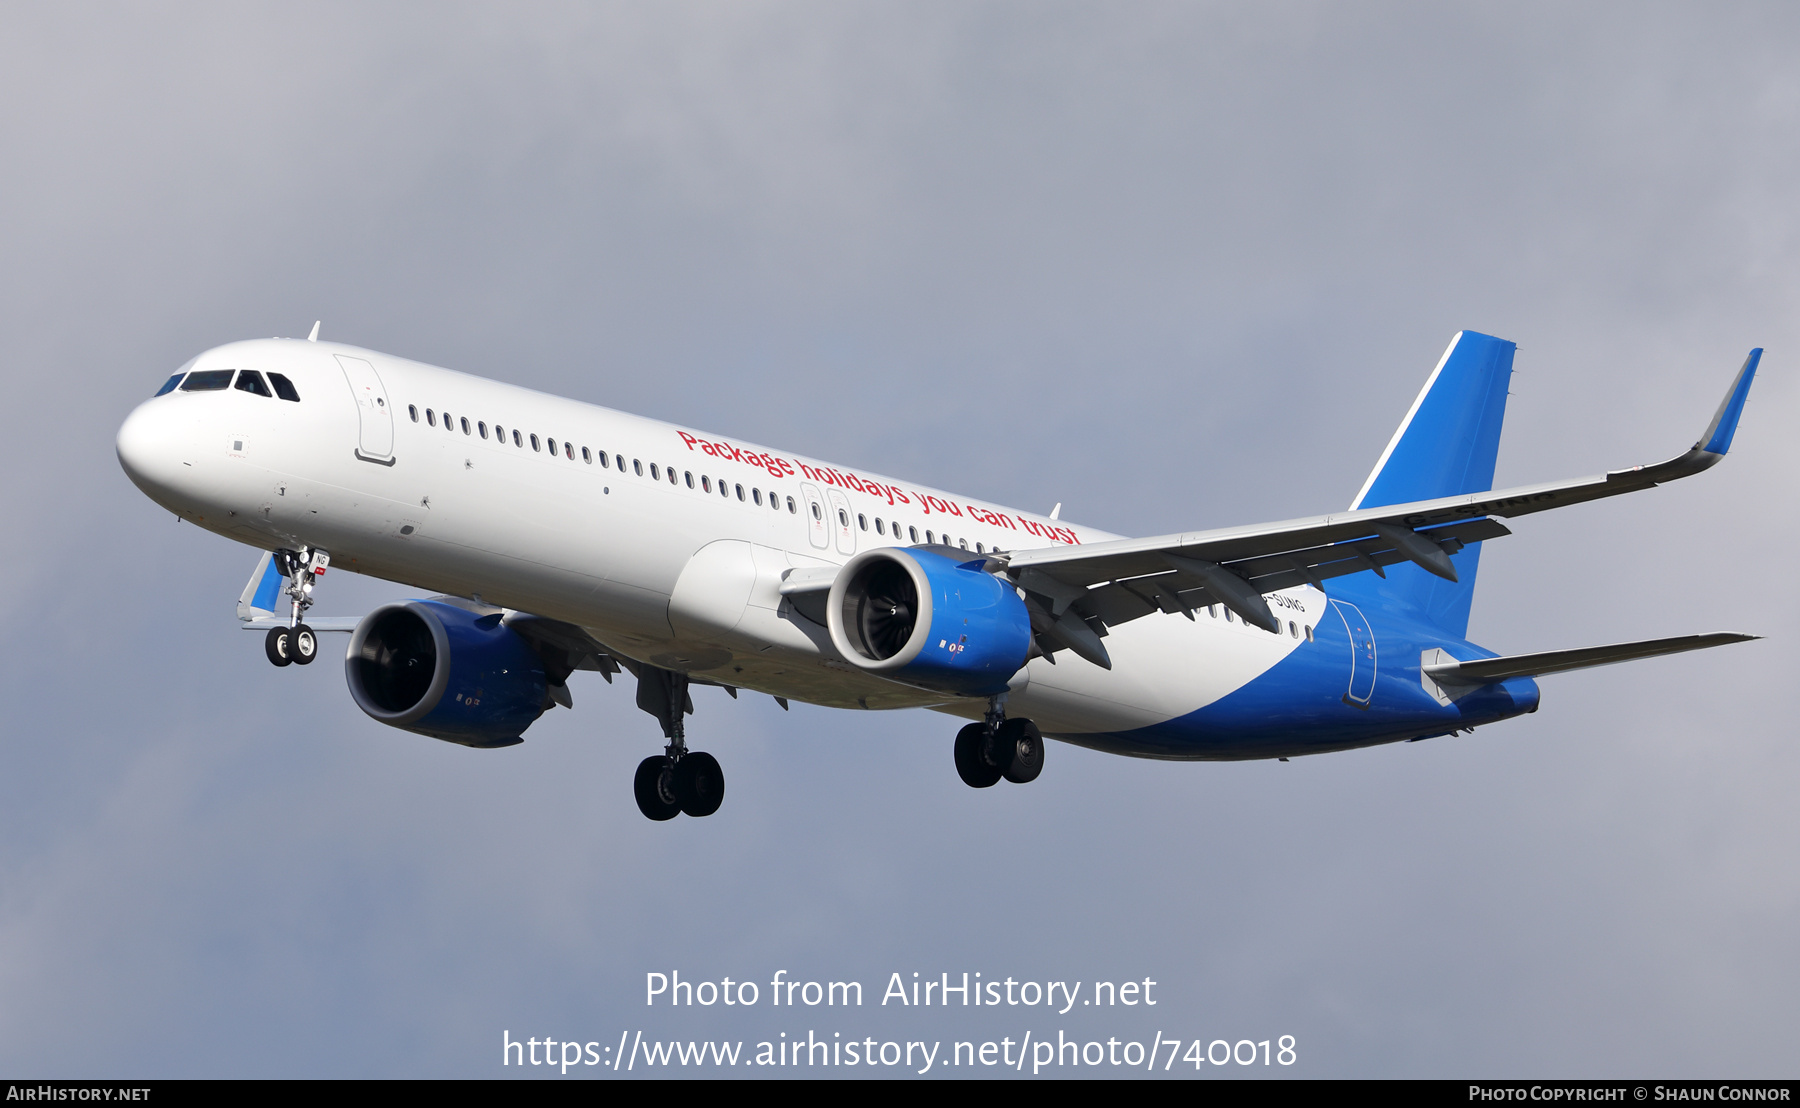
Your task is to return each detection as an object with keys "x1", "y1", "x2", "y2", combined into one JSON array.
[
  {"x1": 633, "y1": 667, "x2": 726, "y2": 821},
  {"x1": 263, "y1": 547, "x2": 329, "y2": 668},
  {"x1": 953, "y1": 696, "x2": 1045, "y2": 789}
]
